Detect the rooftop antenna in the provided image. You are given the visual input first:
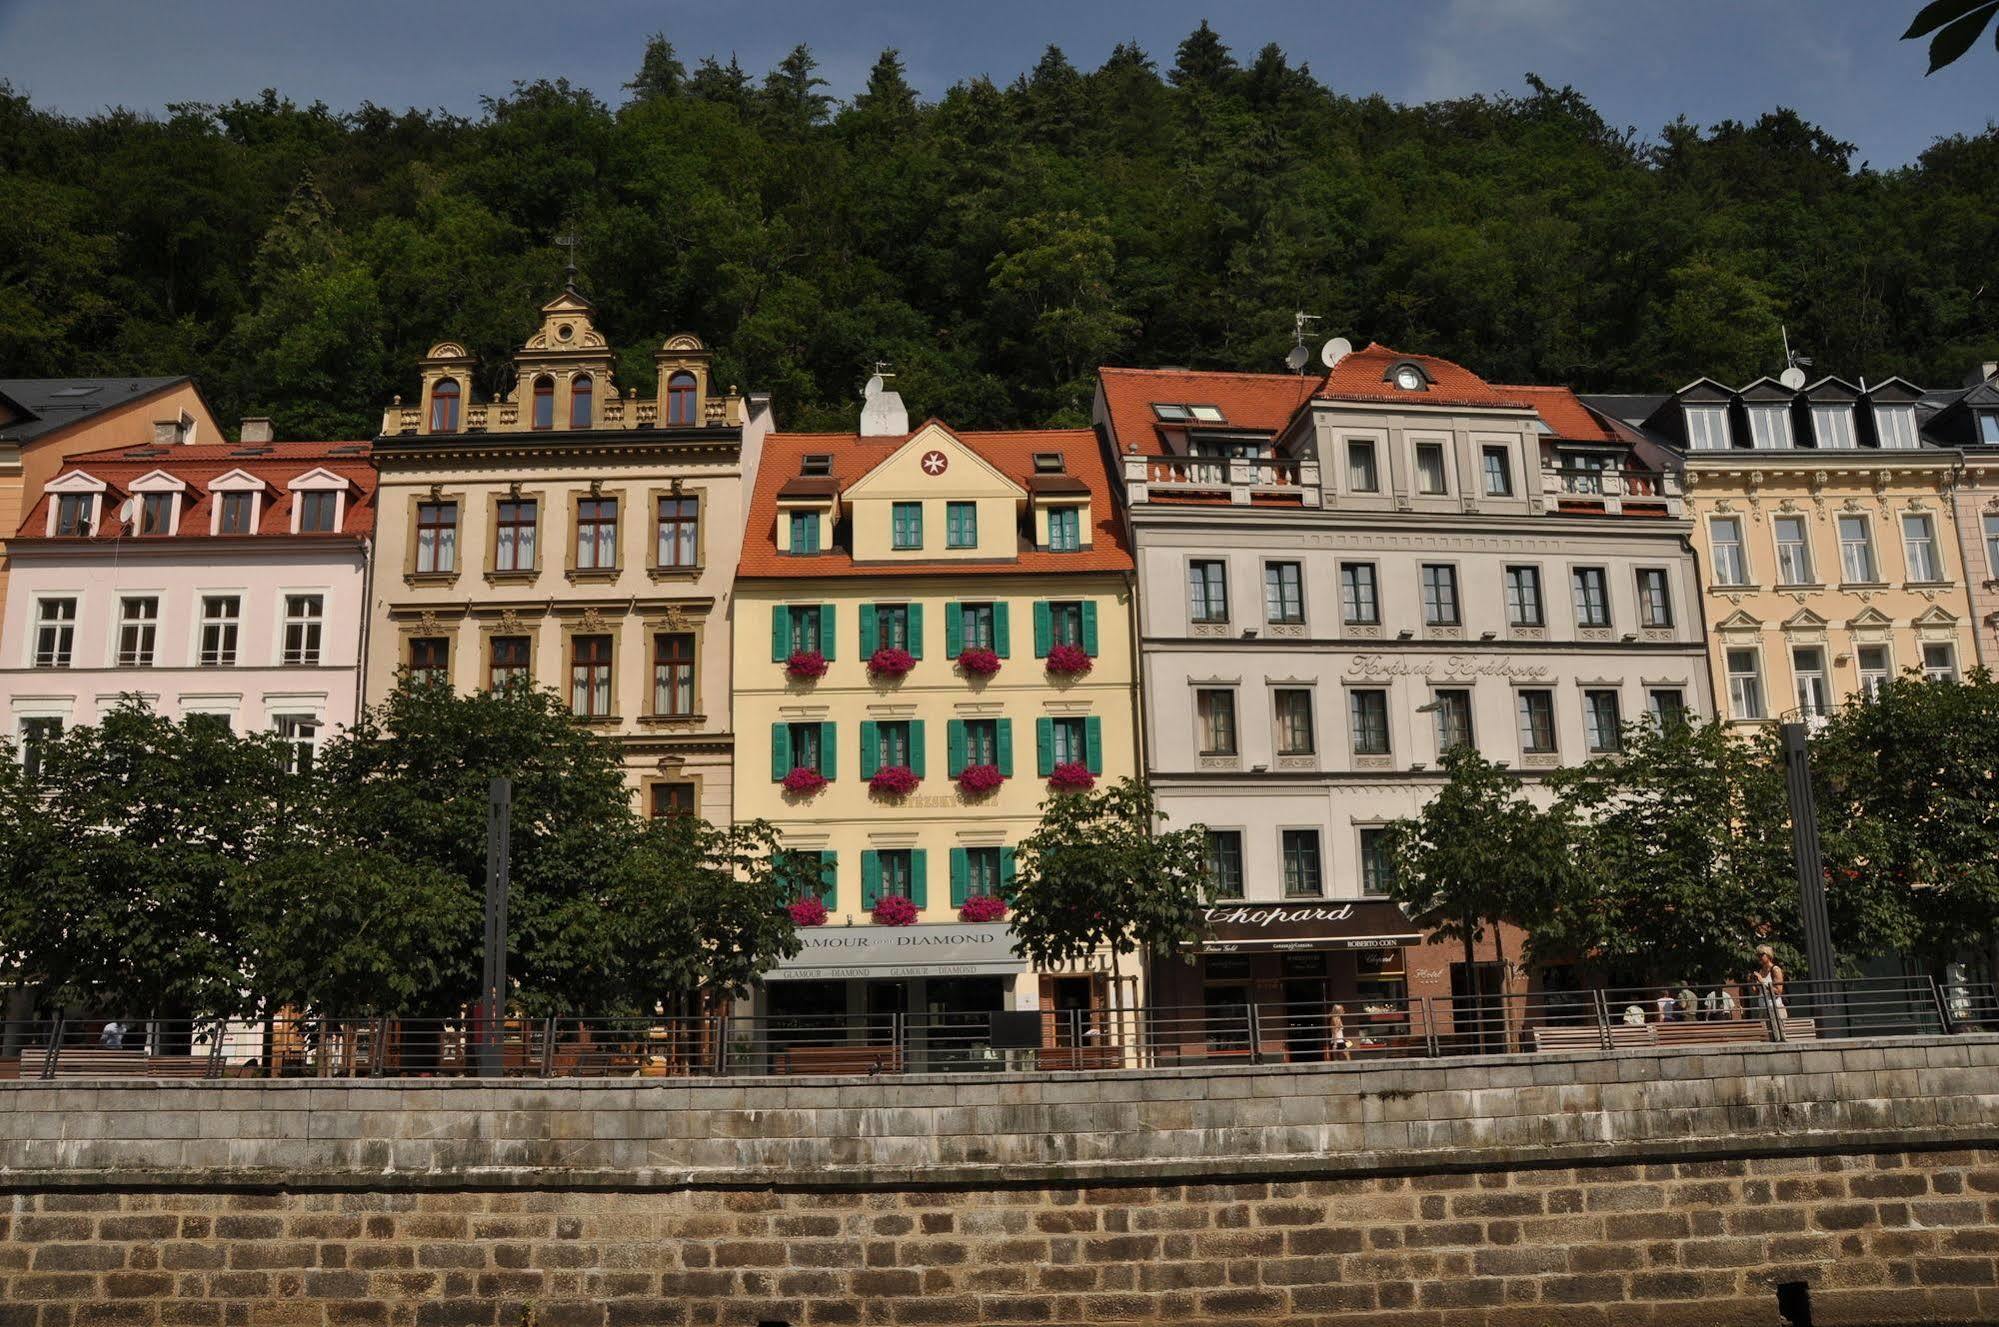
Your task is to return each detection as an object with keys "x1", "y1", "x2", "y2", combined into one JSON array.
[
  {"x1": 555, "y1": 233, "x2": 580, "y2": 292},
  {"x1": 1779, "y1": 324, "x2": 1811, "y2": 389},
  {"x1": 1287, "y1": 312, "x2": 1321, "y2": 374}
]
